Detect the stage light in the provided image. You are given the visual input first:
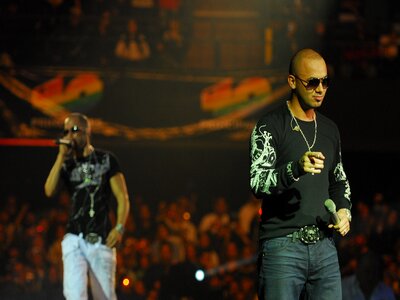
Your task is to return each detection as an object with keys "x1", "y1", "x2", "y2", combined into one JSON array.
[
  {"x1": 195, "y1": 269, "x2": 205, "y2": 282},
  {"x1": 195, "y1": 255, "x2": 257, "y2": 281},
  {"x1": 122, "y1": 277, "x2": 130, "y2": 287}
]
